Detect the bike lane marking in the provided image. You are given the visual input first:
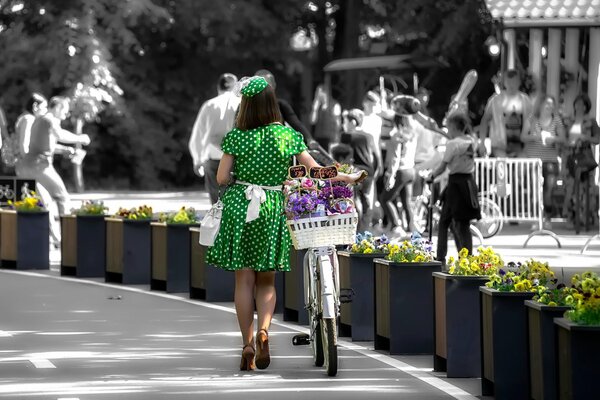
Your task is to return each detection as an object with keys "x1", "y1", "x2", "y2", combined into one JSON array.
[{"x1": 0, "y1": 269, "x2": 477, "y2": 400}]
